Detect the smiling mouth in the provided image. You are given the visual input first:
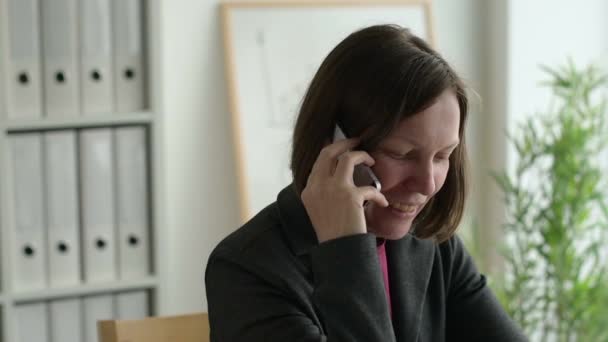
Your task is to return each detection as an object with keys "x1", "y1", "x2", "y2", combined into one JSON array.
[{"x1": 389, "y1": 202, "x2": 418, "y2": 214}]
